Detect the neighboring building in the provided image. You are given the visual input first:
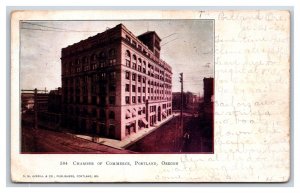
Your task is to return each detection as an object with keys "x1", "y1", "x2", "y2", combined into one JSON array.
[
  {"x1": 21, "y1": 91, "x2": 49, "y2": 113},
  {"x1": 25, "y1": 88, "x2": 63, "y2": 130},
  {"x1": 203, "y1": 77, "x2": 214, "y2": 103},
  {"x1": 21, "y1": 93, "x2": 35, "y2": 113},
  {"x1": 48, "y1": 87, "x2": 62, "y2": 113},
  {"x1": 185, "y1": 92, "x2": 199, "y2": 110},
  {"x1": 40, "y1": 87, "x2": 62, "y2": 130},
  {"x1": 199, "y1": 77, "x2": 214, "y2": 127},
  {"x1": 21, "y1": 88, "x2": 62, "y2": 130},
  {"x1": 172, "y1": 92, "x2": 181, "y2": 110},
  {"x1": 172, "y1": 91, "x2": 199, "y2": 111},
  {"x1": 61, "y1": 24, "x2": 173, "y2": 140}
]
